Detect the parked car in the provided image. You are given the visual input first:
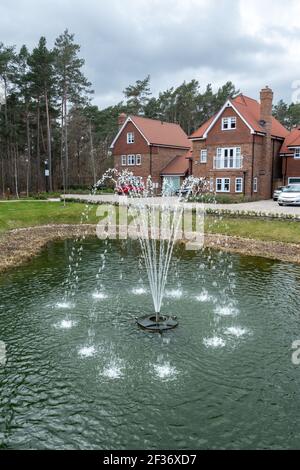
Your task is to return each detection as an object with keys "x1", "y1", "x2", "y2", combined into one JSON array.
[
  {"x1": 273, "y1": 186, "x2": 286, "y2": 201},
  {"x1": 115, "y1": 184, "x2": 144, "y2": 196},
  {"x1": 278, "y1": 185, "x2": 300, "y2": 206}
]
